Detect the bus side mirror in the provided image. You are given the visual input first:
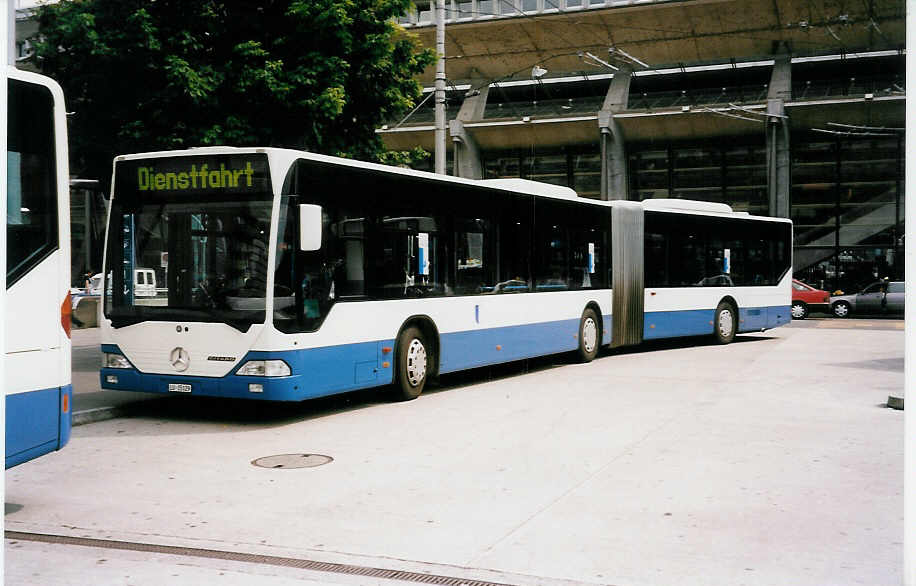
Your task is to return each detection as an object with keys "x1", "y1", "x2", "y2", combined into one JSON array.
[{"x1": 299, "y1": 204, "x2": 322, "y2": 251}]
